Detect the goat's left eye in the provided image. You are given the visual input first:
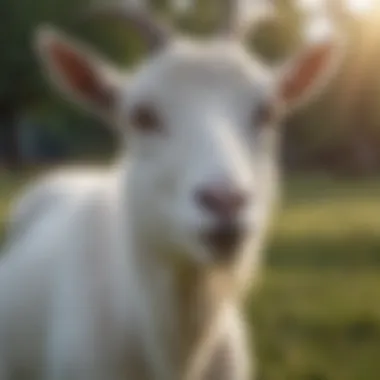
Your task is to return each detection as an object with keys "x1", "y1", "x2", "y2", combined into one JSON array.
[
  {"x1": 130, "y1": 104, "x2": 162, "y2": 133},
  {"x1": 253, "y1": 103, "x2": 275, "y2": 127}
]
